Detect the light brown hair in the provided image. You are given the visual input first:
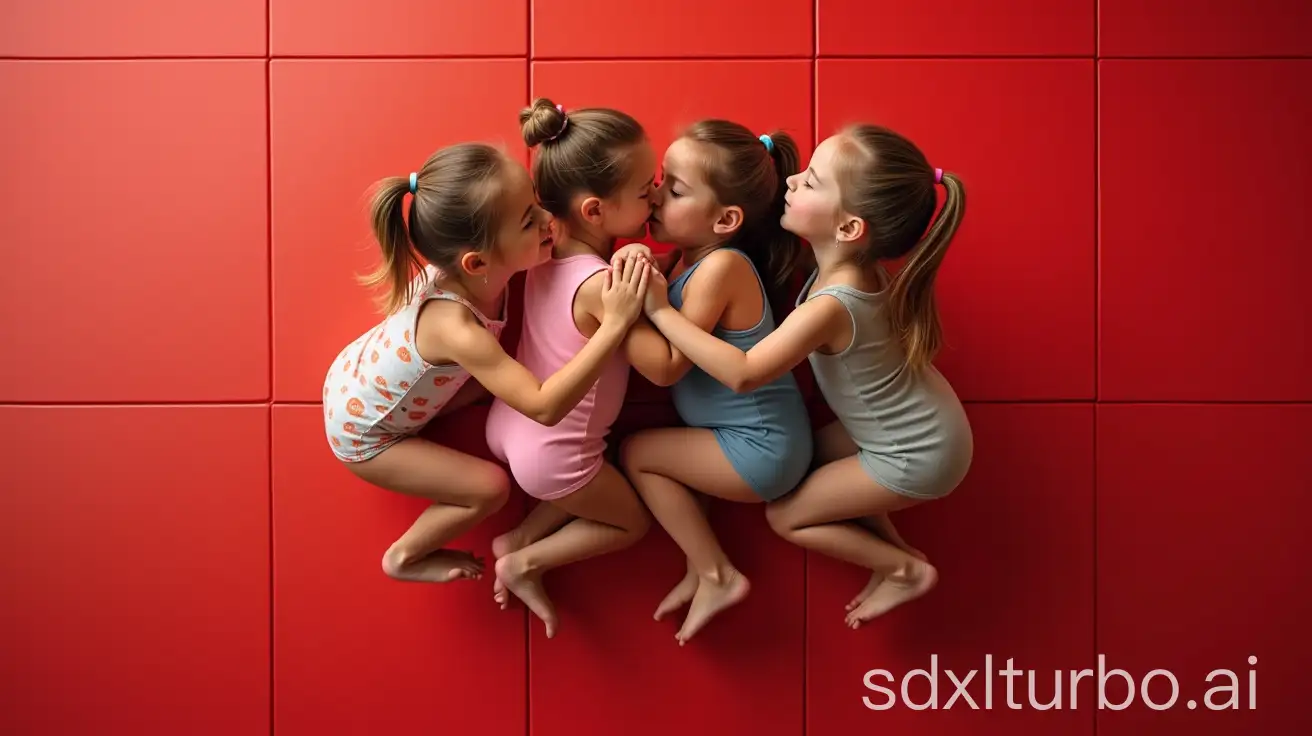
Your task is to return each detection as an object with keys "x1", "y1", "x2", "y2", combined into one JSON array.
[
  {"x1": 681, "y1": 120, "x2": 802, "y2": 307},
  {"x1": 519, "y1": 97, "x2": 646, "y2": 218},
  {"x1": 836, "y1": 124, "x2": 965, "y2": 370},
  {"x1": 361, "y1": 143, "x2": 512, "y2": 314}
]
